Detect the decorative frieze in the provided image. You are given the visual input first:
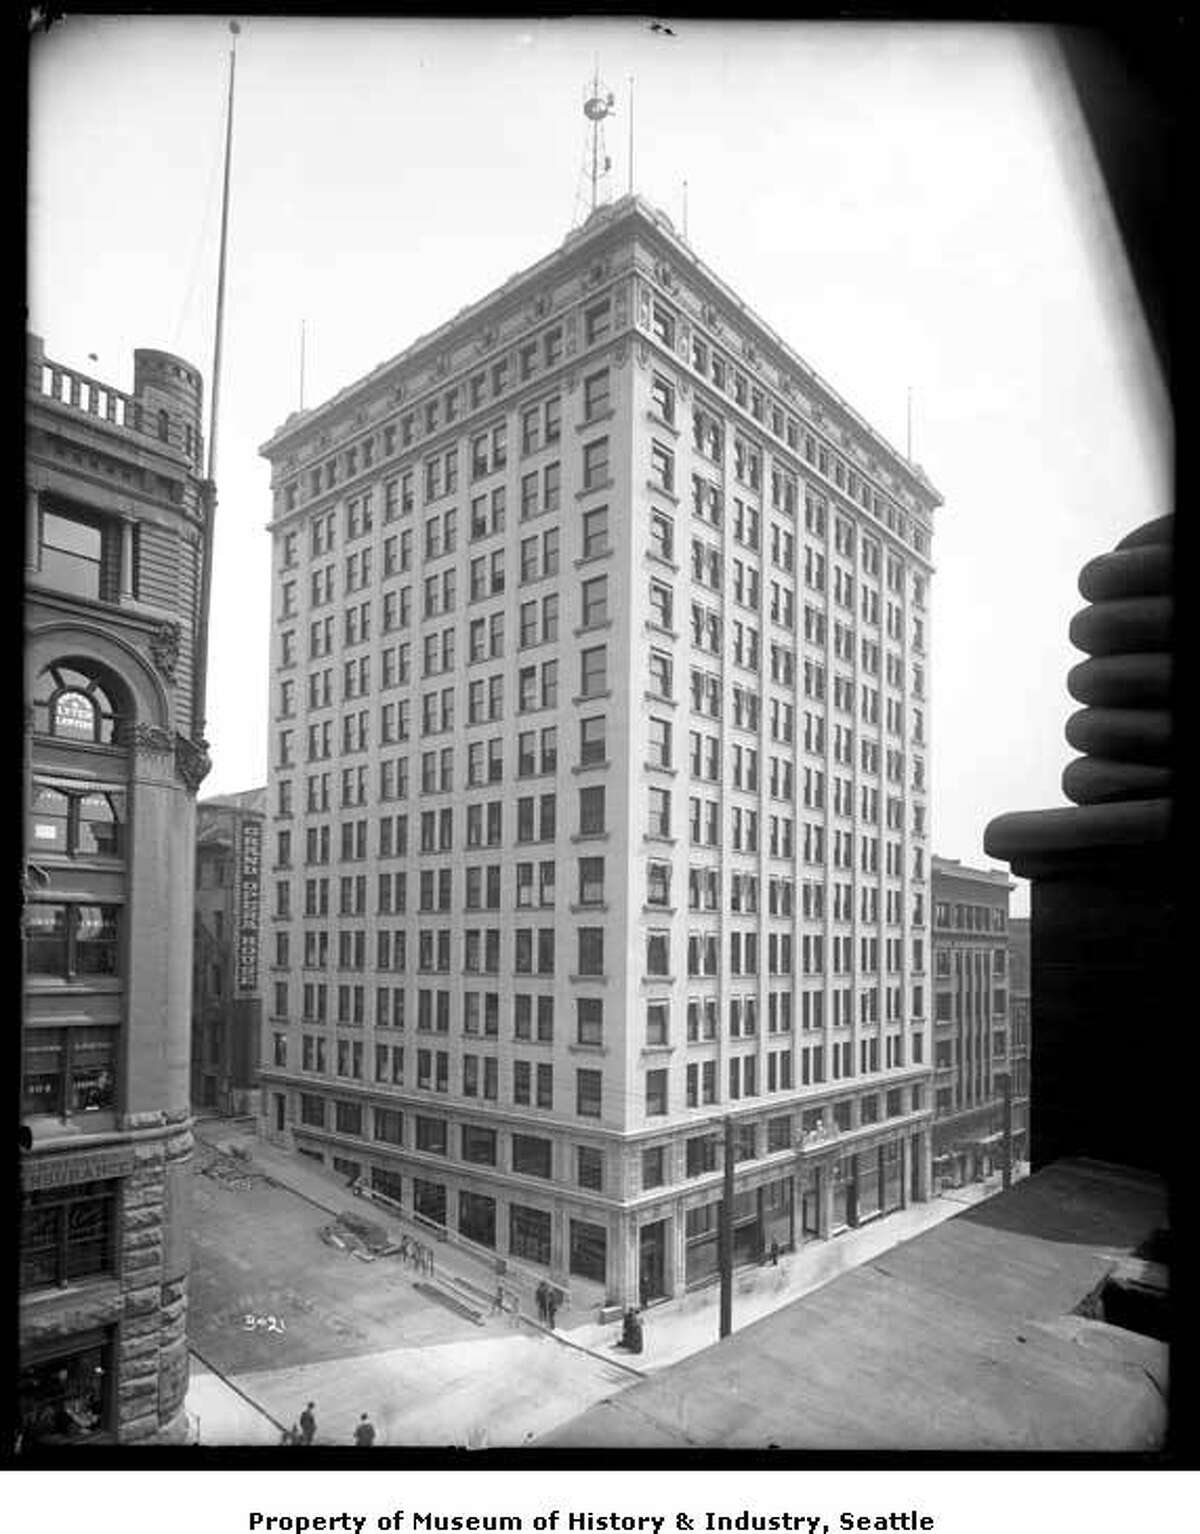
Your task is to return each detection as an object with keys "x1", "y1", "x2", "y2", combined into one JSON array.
[
  {"x1": 174, "y1": 732, "x2": 212, "y2": 793},
  {"x1": 149, "y1": 621, "x2": 181, "y2": 682}
]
